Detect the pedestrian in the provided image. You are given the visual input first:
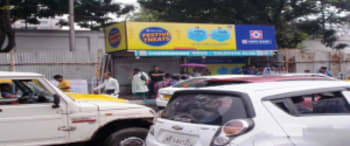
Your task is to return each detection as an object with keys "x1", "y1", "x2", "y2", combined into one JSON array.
[
  {"x1": 156, "y1": 73, "x2": 172, "y2": 91},
  {"x1": 318, "y1": 66, "x2": 333, "y2": 77},
  {"x1": 132, "y1": 68, "x2": 150, "y2": 99},
  {"x1": 263, "y1": 65, "x2": 279, "y2": 75},
  {"x1": 192, "y1": 68, "x2": 202, "y2": 77},
  {"x1": 202, "y1": 68, "x2": 211, "y2": 76},
  {"x1": 53, "y1": 74, "x2": 71, "y2": 92},
  {"x1": 243, "y1": 65, "x2": 258, "y2": 75},
  {"x1": 148, "y1": 65, "x2": 165, "y2": 97},
  {"x1": 93, "y1": 72, "x2": 119, "y2": 97}
]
